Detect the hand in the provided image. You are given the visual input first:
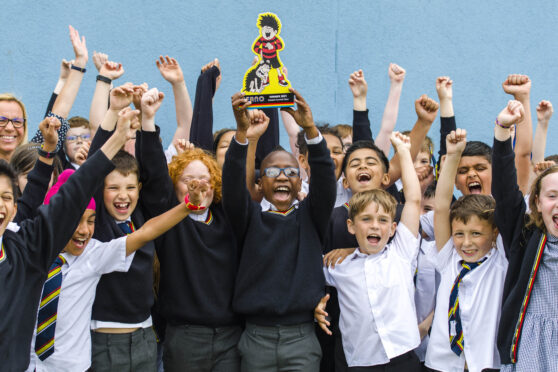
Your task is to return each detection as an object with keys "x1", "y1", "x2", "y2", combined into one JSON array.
[
  {"x1": 231, "y1": 92, "x2": 252, "y2": 132},
  {"x1": 323, "y1": 248, "x2": 355, "y2": 268},
  {"x1": 246, "y1": 110, "x2": 270, "y2": 141},
  {"x1": 534, "y1": 160, "x2": 556, "y2": 176},
  {"x1": 156, "y1": 55, "x2": 184, "y2": 85},
  {"x1": 99, "y1": 61, "x2": 124, "y2": 80},
  {"x1": 388, "y1": 63, "x2": 406, "y2": 83},
  {"x1": 74, "y1": 141, "x2": 90, "y2": 166},
  {"x1": 68, "y1": 25, "x2": 88, "y2": 64},
  {"x1": 115, "y1": 107, "x2": 141, "y2": 140},
  {"x1": 502, "y1": 74, "x2": 531, "y2": 100},
  {"x1": 314, "y1": 294, "x2": 331, "y2": 336},
  {"x1": 39, "y1": 117, "x2": 61, "y2": 151},
  {"x1": 390, "y1": 131, "x2": 411, "y2": 152},
  {"x1": 186, "y1": 179, "x2": 210, "y2": 206},
  {"x1": 497, "y1": 100, "x2": 524, "y2": 128},
  {"x1": 92, "y1": 51, "x2": 108, "y2": 72},
  {"x1": 132, "y1": 83, "x2": 148, "y2": 110},
  {"x1": 59, "y1": 59, "x2": 73, "y2": 80},
  {"x1": 174, "y1": 138, "x2": 194, "y2": 155},
  {"x1": 348, "y1": 69, "x2": 367, "y2": 98},
  {"x1": 415, "y1": 94, "x2": 439, "y2": 124},
  {"x1": 141, "y1": 88, "x2": 165, "y2": 119},
  {"x1": 445, "y1": 128, "x2": 467, "y2": 156},
  {"x1": 536, "y1": 100, "x2": 553, "y2": 123},
  {"x1": 436, "y1": 76, "x2": 453, "y2": 101},
  {"x1": 419, "y1": 166, "x2": 435, "y2": 191},
  {"x1": 201, "y1": 58, "x2": 222, "y2": 92},
  {"x1": 280, "y1": 88, "x2": 315, "y2": 130},
  {"x1": 109, "y1": 83, "x2": 134, "y2": 111}
]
